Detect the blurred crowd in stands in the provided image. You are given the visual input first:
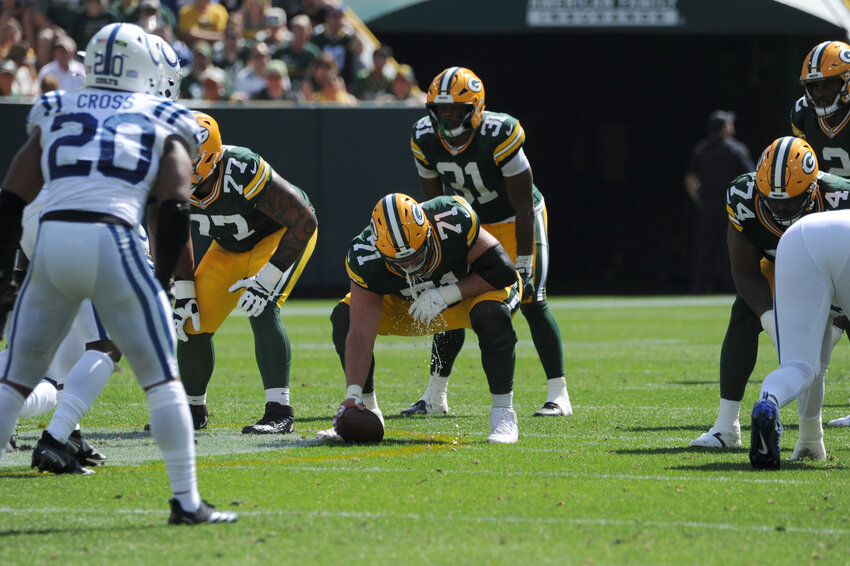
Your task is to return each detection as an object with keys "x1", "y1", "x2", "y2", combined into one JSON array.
[{"x1": 0, "y1": 0, "x2": 426, "y2": 104}]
